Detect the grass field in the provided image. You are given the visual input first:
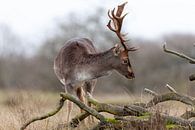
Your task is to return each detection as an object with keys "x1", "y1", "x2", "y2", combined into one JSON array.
[{"x1": 0, "y1": 90, "x2": 190, "y2": 130}]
